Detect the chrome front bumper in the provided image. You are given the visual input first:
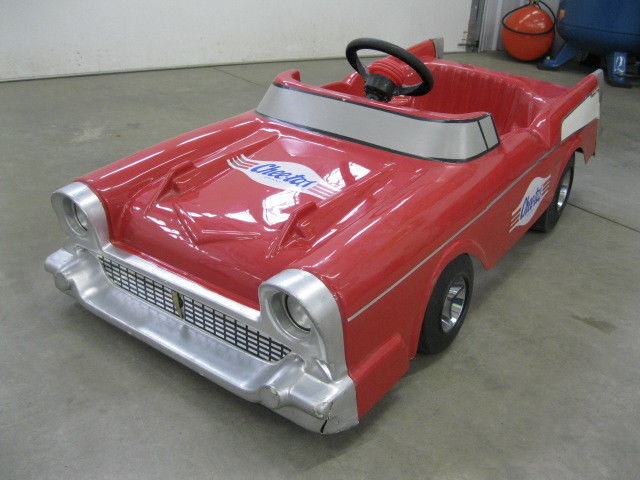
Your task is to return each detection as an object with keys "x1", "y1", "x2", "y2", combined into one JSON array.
[{"x1": 45, "y1": 184, "x2": 358, "y2": 433}]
